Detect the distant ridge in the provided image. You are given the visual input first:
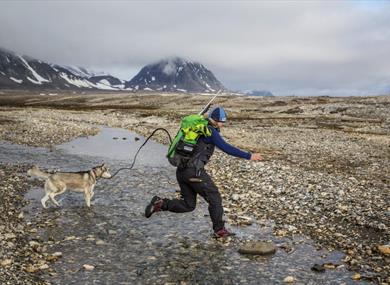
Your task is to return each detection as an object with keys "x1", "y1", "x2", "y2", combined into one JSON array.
[
  {"x1": 0, "y1": 47, "x2": 124, "y2": 90},
  {"x1": 0, "y1": 48, "x2": 227, "y2": 93}
]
